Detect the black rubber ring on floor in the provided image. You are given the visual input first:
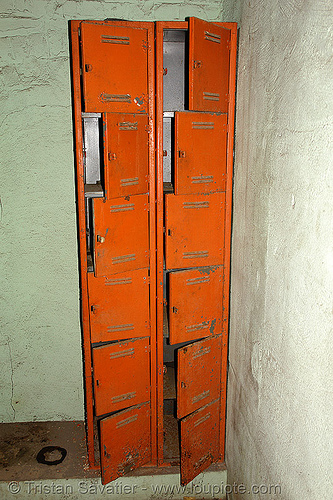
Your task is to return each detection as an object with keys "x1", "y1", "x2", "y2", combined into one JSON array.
[{"x1": 36, "y1": 446, "x2": 67, "y2": 465}]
